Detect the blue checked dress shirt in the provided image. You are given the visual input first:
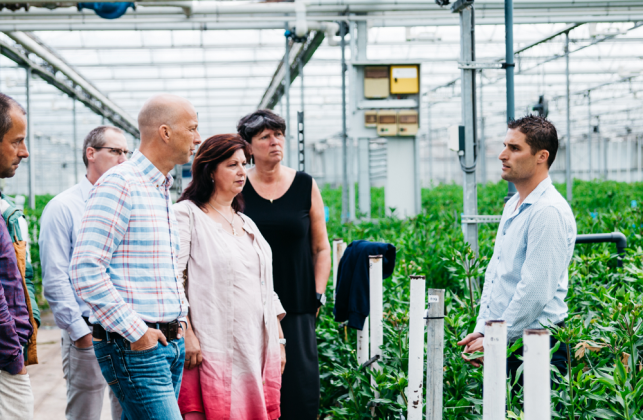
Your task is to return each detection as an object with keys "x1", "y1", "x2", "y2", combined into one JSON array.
[
  {"x1": 474, "y1": 176, "x2": 577, "y2": 342},
  {"x1": 40, "y1": 176, "x2": 94, "y2": 341},
  {"x1": 70, "y1": 151, "x2": 188, "y2": 342}
]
